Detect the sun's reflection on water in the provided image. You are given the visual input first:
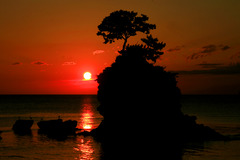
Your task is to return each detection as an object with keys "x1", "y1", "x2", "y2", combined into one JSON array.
[
  {"x1": 73, "y1": 96, "x2": 103, "y2": 159},
  {"x1": 73, "y1": 136, "x2": 102, "y2": 160},
  {"x1": 82, "y1": 112, "x2": 93, "y2": 130},
  {"x1": 79, "y1": 102, "x2": 96, "y2": 131}
]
